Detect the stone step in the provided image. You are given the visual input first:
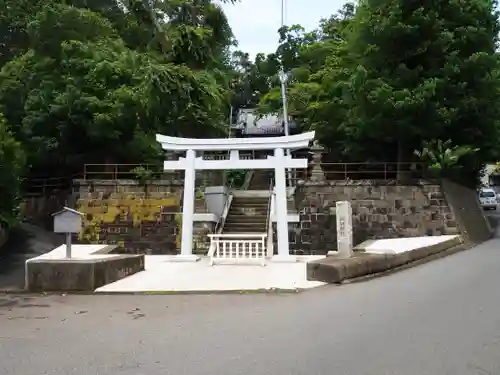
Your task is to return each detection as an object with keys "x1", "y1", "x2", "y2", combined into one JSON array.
[
  {"x1": 229, "y1": 207, "x2": 268, "y2": 213},
  {"x1": 230, "y1": 209, "x2": 268, "y2": 213},
  {"x1": 224, "y1": 223, "x2": 267, "y2": 228},
  {"x1": 224, "y1": 222, "x2": 266, "y2": 229},
  {"x1": 222, "y1": 227, "x2": 267, "y2": 233},
  {"x1": 225, "y1": 215, "x2": 267, "y2": 223},
  {"x1": 224, "y1": 219, "x2": 267, "y2": 226},
  {"x1": 231, "y1": 201, "x2": 269, "y2": 206},
  {"x1": 232, "y1": 197, "x2": 269, "y2": 201},
  {"x1": 229, "y1": 206, "x2": 268, "y2": 213}
]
